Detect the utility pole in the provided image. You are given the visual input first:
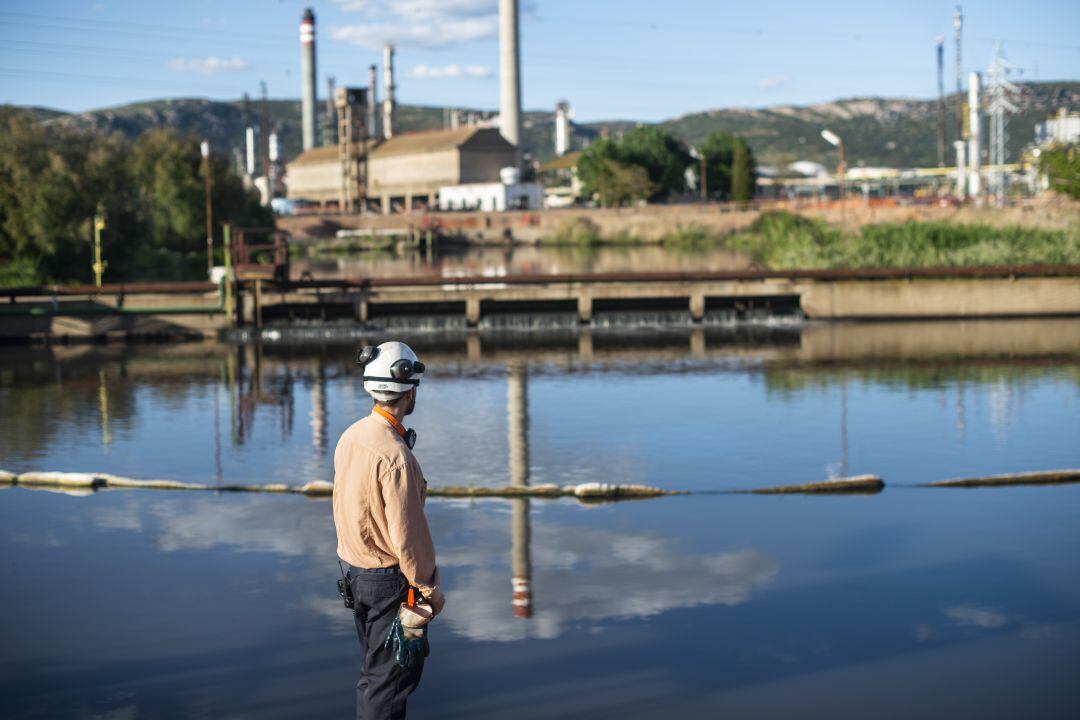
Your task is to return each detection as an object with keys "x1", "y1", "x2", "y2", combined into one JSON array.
[
  {"x1": 92, "y1": 213, "x2": 106, "y2": 287},
  {"x1": 936, "y1": 36, "x2": 946, "y2": 167},
  {"x1": 201, "y1": 140, "x2": 213, "y2": 275},
  {"x1": 986, "y1": 43, "x2": 1019, "y2": 202},
  {"x1": 954, "y1": 6, "x2": 964, "y2": 144},
  {"x1": 260, "y1": 81, "x2": 270, "y2": 205}
]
